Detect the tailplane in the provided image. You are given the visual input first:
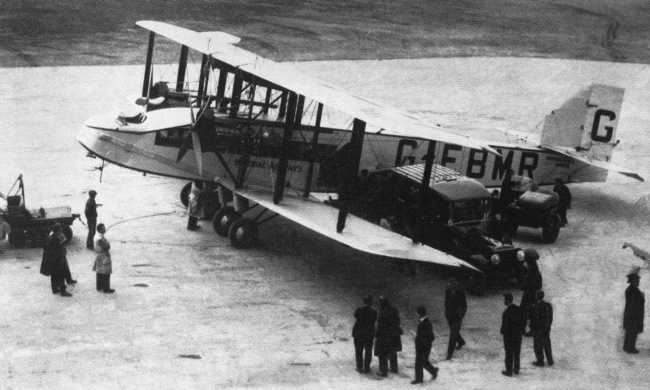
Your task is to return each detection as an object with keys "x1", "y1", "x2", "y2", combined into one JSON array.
[{"x1": 540, "y1": 84, "x2": 624, "y2": 163}]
